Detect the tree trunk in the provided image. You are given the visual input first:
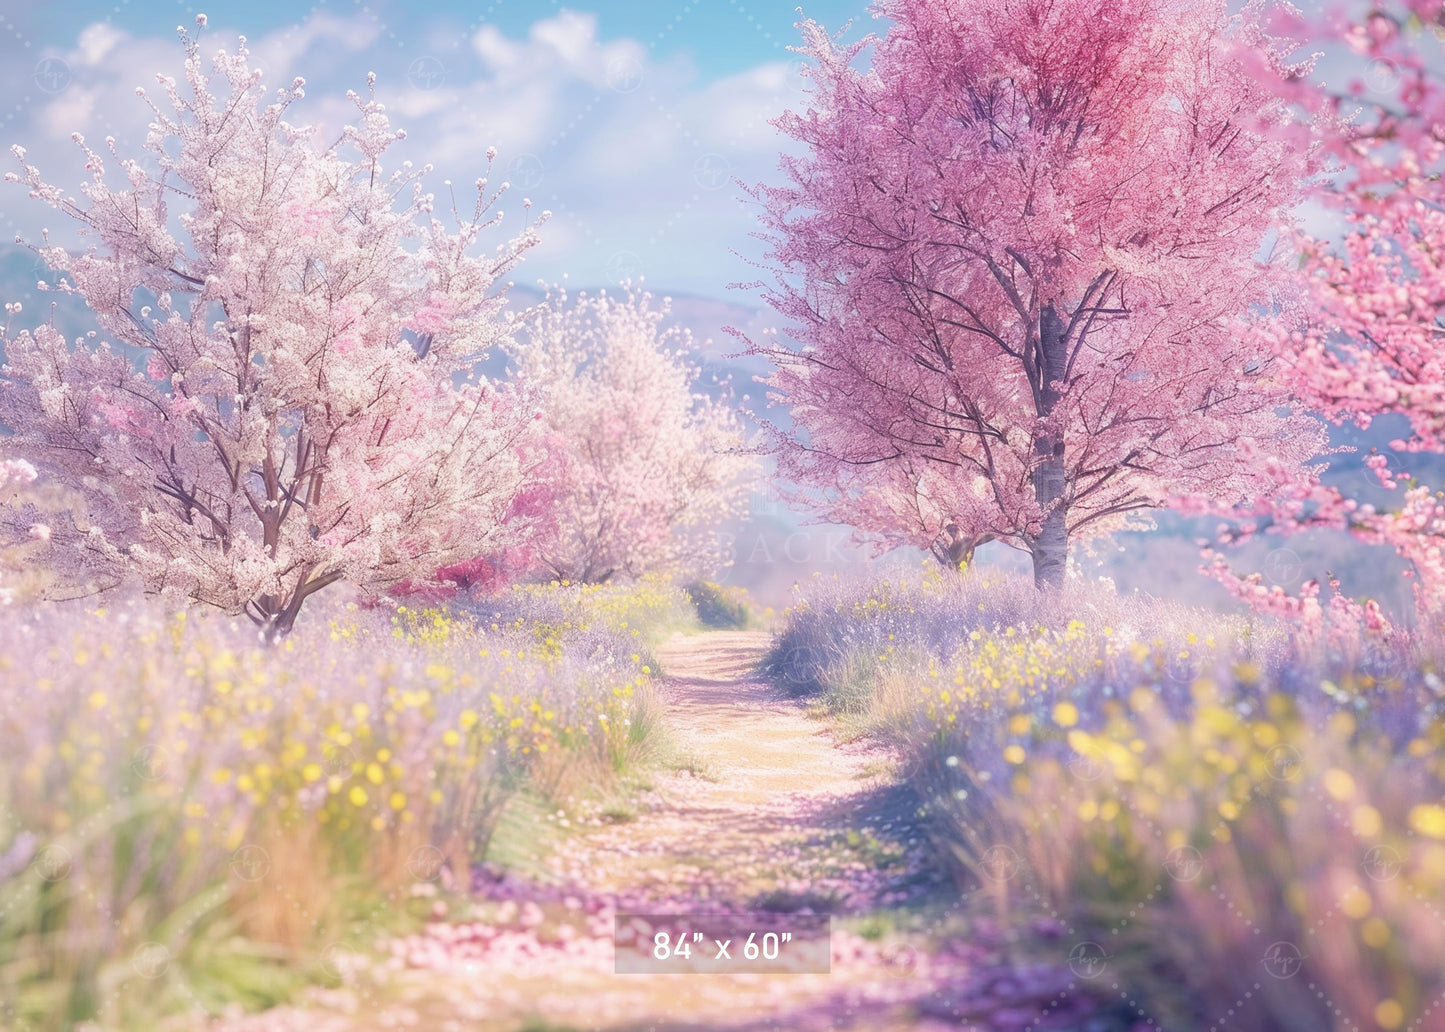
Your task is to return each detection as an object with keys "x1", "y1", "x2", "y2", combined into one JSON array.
[
  {"x1": 252, "y1": 599, "x2": 293, "y2": 645},
  {"x1": 1030, "y1": 447, "x2": 1067, "y2": 589},
  {"x1": 251, "y1": 568, "x2": 344, "y2": 643},
  {"x1": 941, "y1": 535, "x2": 977, "y2": 569},
  {"x1": 934, "y1": 524, "x2": 996, "y2": 570},
  {"x1": 1031, "y1": 304, "x2": 1069, "y2": 591},
  {"x1": 263, "y1": 607, "x2": 299, "y2": 645}
]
